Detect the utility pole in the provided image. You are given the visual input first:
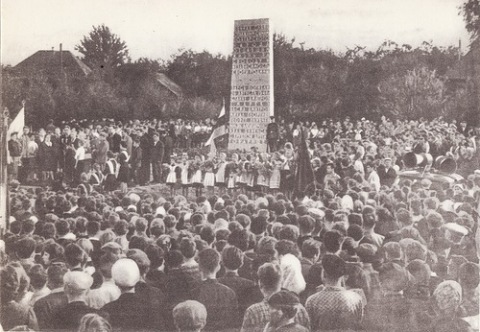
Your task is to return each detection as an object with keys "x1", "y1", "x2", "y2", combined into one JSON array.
[{"x1": 0, "y1": 107, "x2": 9, "y2": 235}]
